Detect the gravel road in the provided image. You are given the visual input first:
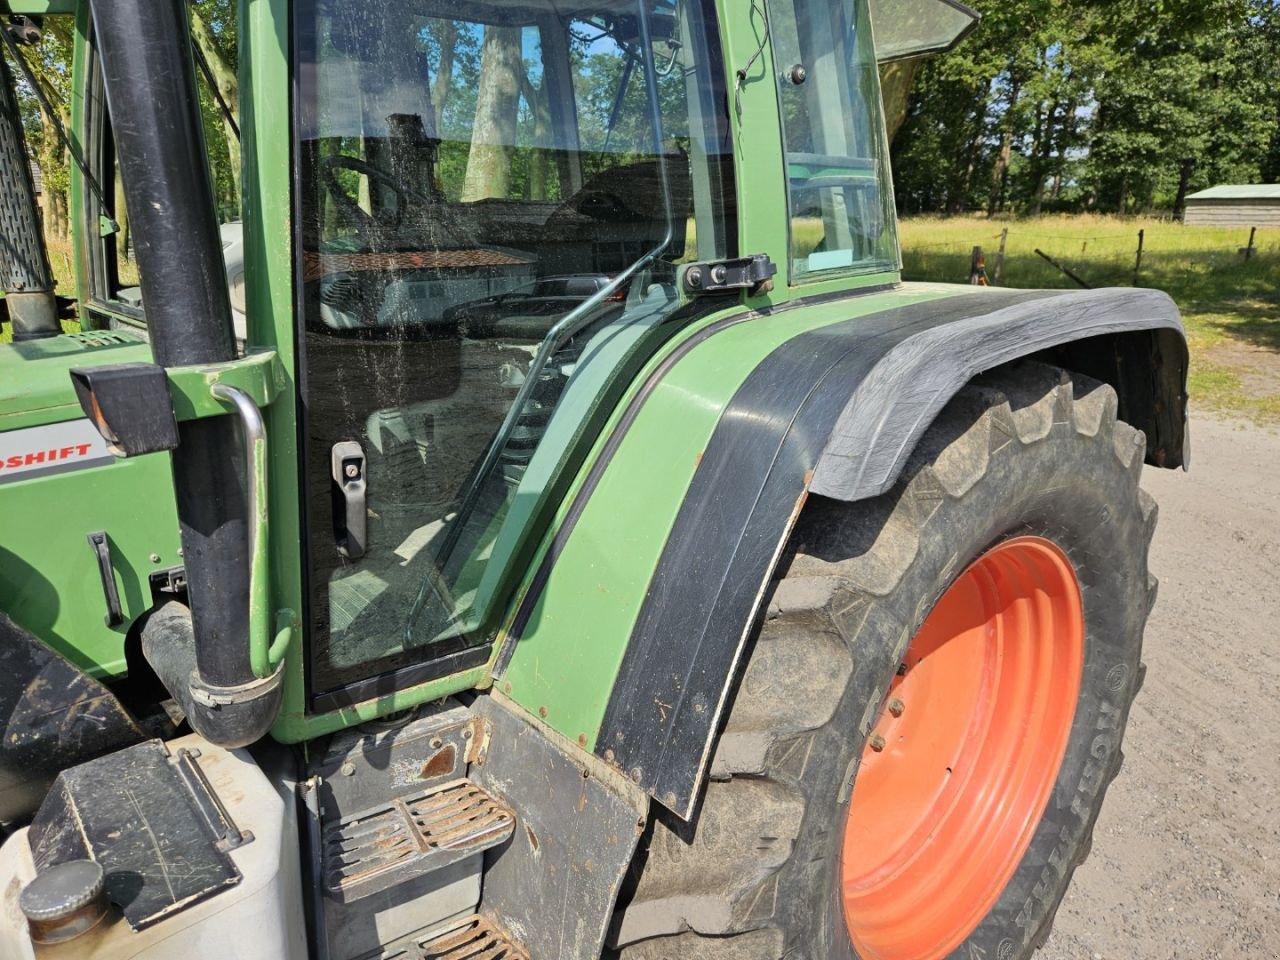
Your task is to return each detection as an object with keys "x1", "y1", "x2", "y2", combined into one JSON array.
[{"x1": 1040, "y1": 414, "x2": 1280, "y2": 960}]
